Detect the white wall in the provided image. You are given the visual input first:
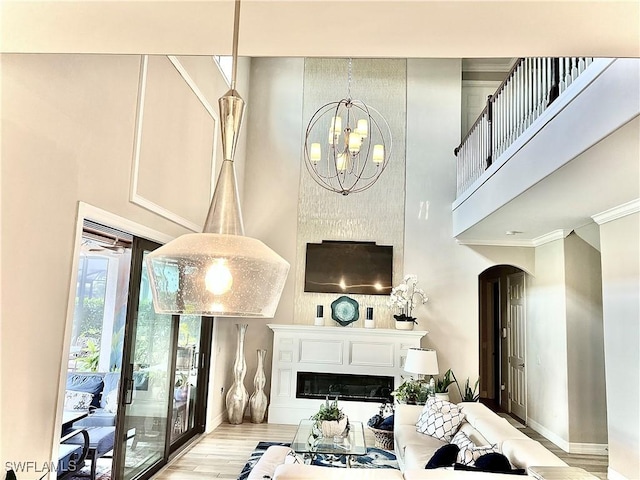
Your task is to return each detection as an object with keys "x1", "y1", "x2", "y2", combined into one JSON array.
[
  {"x1": 403, "y1": 59, "x2": 536, "y2": 393},
  {"x1": 0, "y1": 53, "x2": 238, "y2": 473},
  {"x1": 526, "y1": 240, "x2": 570, "y2": 442},
  {"x1": 564, "y1": 232, "x2": 607, "y2": 446},
  {"x1": 598, "y1": 211, "x2": 640, "y2": 480},
  {"x1": 527, "y1": 233, "x2": 609, "y2": 451}
]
